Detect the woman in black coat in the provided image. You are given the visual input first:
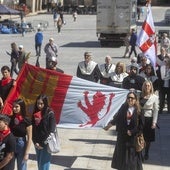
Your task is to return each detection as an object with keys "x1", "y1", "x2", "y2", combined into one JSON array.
[{"x1": 104, "y1": 91, "x2": 144, "y2": 170}]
